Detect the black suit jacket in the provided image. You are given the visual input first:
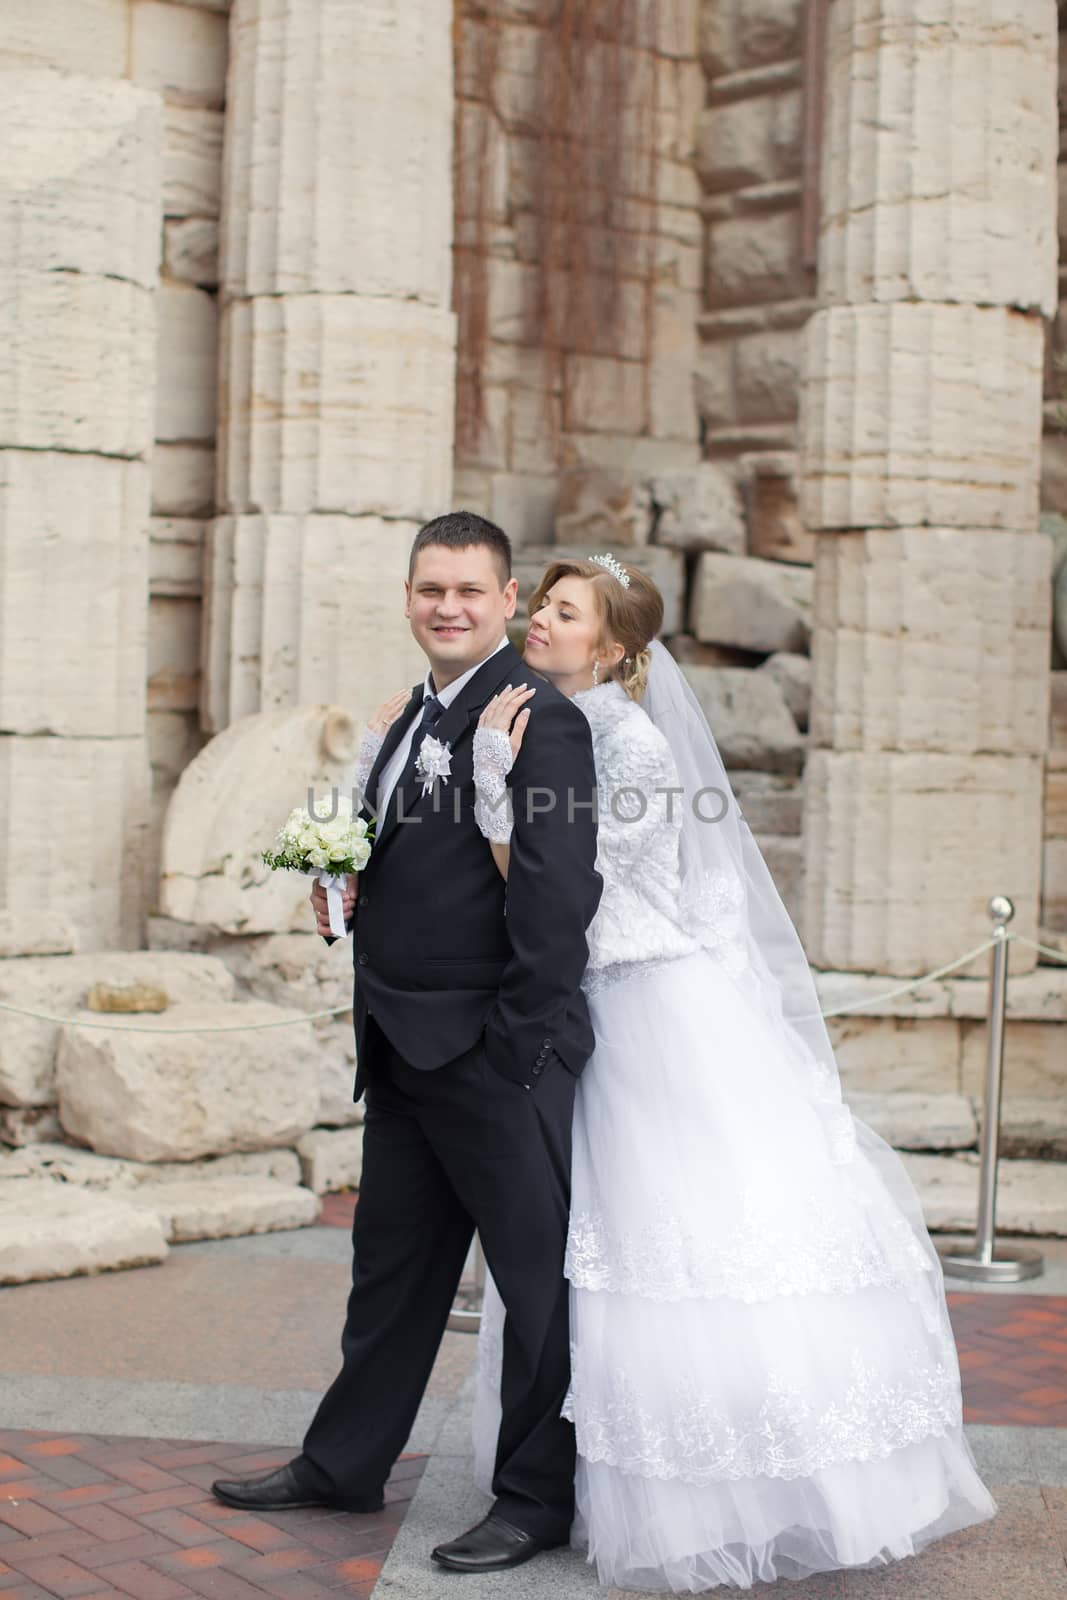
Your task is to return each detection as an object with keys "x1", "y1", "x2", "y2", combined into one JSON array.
[{"x1": 347, "y1": 642, "x2": 602, "y2": 1099}]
